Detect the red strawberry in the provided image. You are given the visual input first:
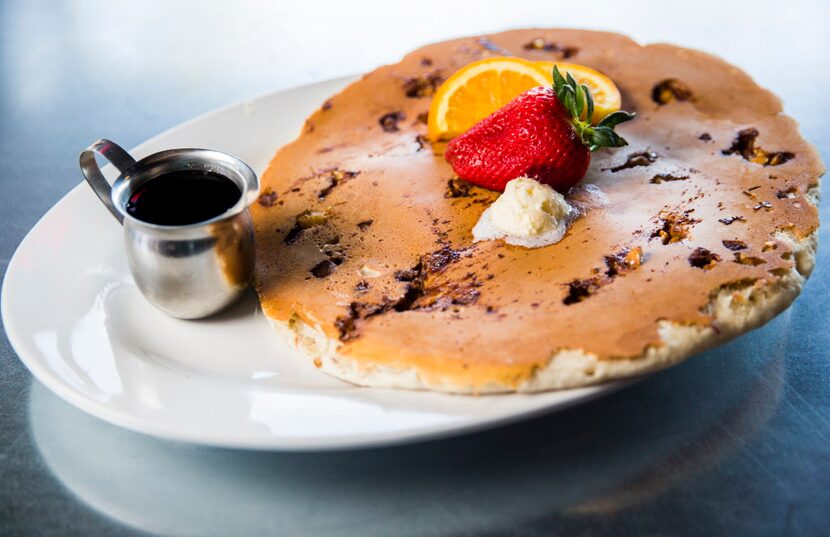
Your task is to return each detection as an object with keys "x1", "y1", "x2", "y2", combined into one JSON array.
[{"x1": 445, "y1": 67, "x2": 635, "y2": 192}]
